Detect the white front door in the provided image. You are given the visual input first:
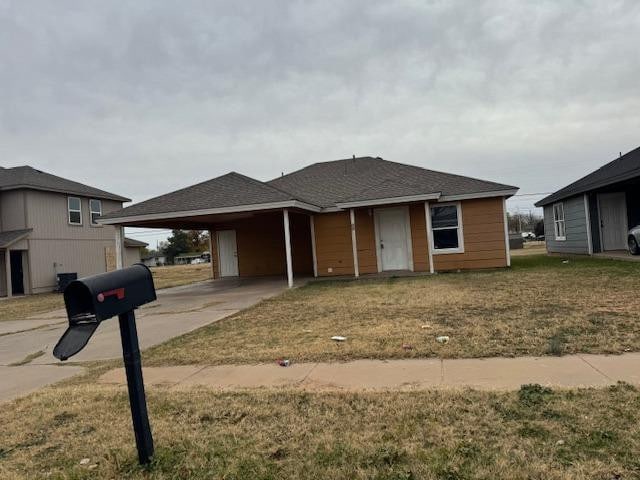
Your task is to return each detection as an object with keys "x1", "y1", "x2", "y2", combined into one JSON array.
[
  {"x1": 599, "y1": 192, "x2": 628, "y2": 251},
  {"x1": 375, "y1": 207, "x2": 412, "y2": 271},
  {"x1": 217, "y1": 230, "x2": 239, "y2": 277}
]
